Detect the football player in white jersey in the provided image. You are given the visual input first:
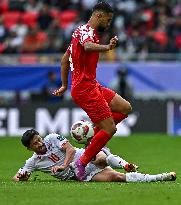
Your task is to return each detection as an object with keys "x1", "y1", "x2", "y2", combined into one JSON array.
[{"x1": 13, "y1": 129, "x2": 176, "y2": 183}]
